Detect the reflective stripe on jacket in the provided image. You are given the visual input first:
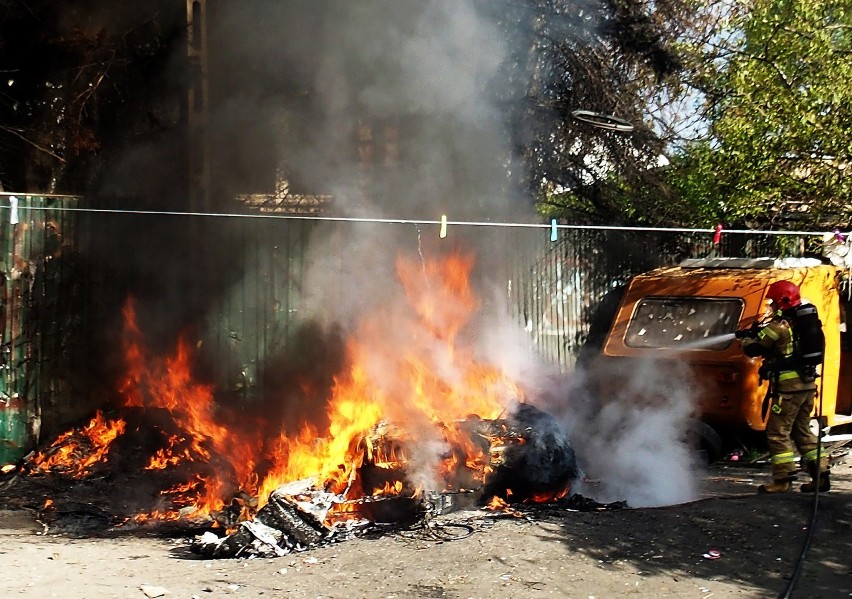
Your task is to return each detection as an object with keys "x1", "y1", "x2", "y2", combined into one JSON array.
[{"x1": 743, "y1": 315, "x2": 816, "y2": 392}]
